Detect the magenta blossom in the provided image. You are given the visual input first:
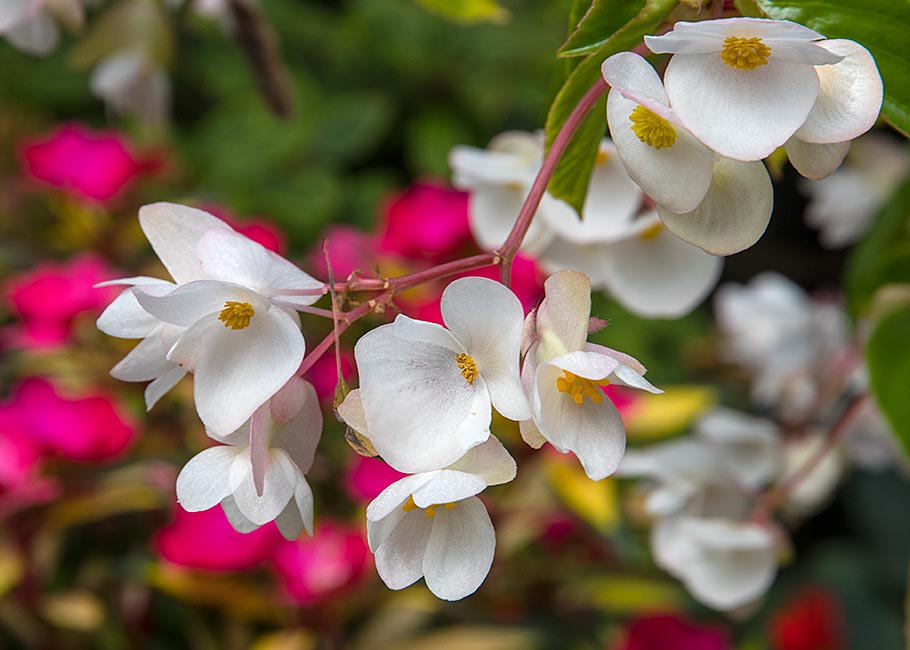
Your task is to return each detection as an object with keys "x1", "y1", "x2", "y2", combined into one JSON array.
[
  {"x1": 0, "y1": 410, "x2": 43, "y2": 489},
  {"x1": 306, "y1": 347, "x2": 356, "y2": 401},
  {"x1": 21, "y1": 124, "x2": 144, "y2": 202},
  {"x1": 155, "y1": 506, "x2": 282, "y2": 572},
  {"x1": 344, "y1": 456, "x2": 407, "y2": 504},
  {"x1": 310, "y1": 225, "x2": 378, "y2": 281},
  {"x1": 1, "y1": 378, "x2": 135, "y2": 462},
  {"x1": 271, "y1": 521, "x2": 369, "y2": 604},
  {"x1": 5, "y1": 255, "x2": 119, "y2": 349},
  {"x1": 379, "y1": 181, "x2": 473, "y2": 263},
  {"x1": 621, "y1": 614, "x2": 730, "y2": 650}
]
